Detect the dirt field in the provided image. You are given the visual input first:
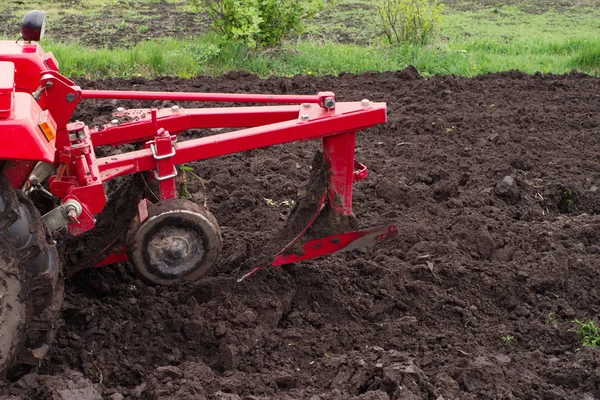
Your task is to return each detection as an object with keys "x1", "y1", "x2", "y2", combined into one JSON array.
[
  {"x1": 4, "y1": 0, "x2": 600, "y2": 47},
  {"x1": 1, "y1": 68, "x2": 600, "y2": 399}
]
